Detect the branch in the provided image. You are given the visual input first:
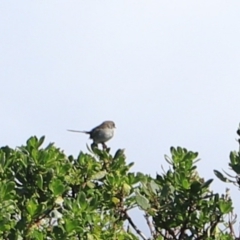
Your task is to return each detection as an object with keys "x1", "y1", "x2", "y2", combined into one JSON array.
[
  {"x1": 178, "y1": 194, "x2": 197, "y2": 239},
  {"x1": 228, "y1": 212, "x2": 237, "y2": 237},
  {"x1": 209, "y1": 214, "x2": 221, "y2": 236},
  {"x1": 124, "y1": 211, "x2": 148, "y2": 240},
  {"x1": 144, "y1": 213, "x2": 155, "y2": 237},
  {"x1": 35, "y1": 207, "x2": 55, "y2": 224},
  {"x1": 229, "y1": 219, "x2": 235, "y2": 237}
]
